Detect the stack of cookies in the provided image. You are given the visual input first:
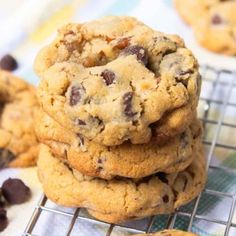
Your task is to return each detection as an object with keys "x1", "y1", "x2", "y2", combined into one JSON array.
[{"x1": 34, "y1": 16, "x2": 206, "y2": 223}]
